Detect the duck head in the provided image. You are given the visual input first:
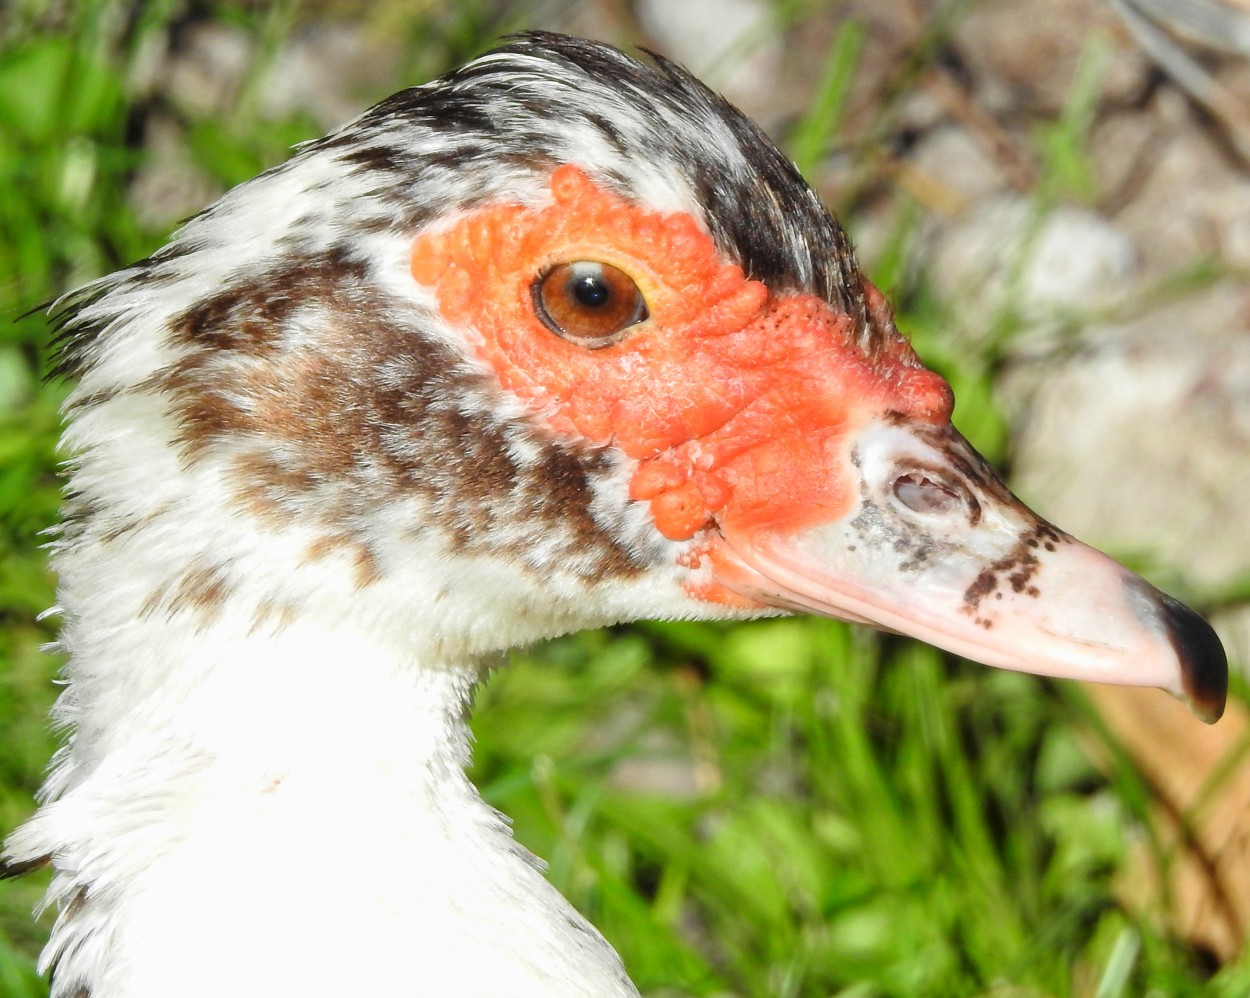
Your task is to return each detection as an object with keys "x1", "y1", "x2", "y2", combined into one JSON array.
[{"x1": 52, "y1": 32, "x2": 1226, "y2": 720}]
